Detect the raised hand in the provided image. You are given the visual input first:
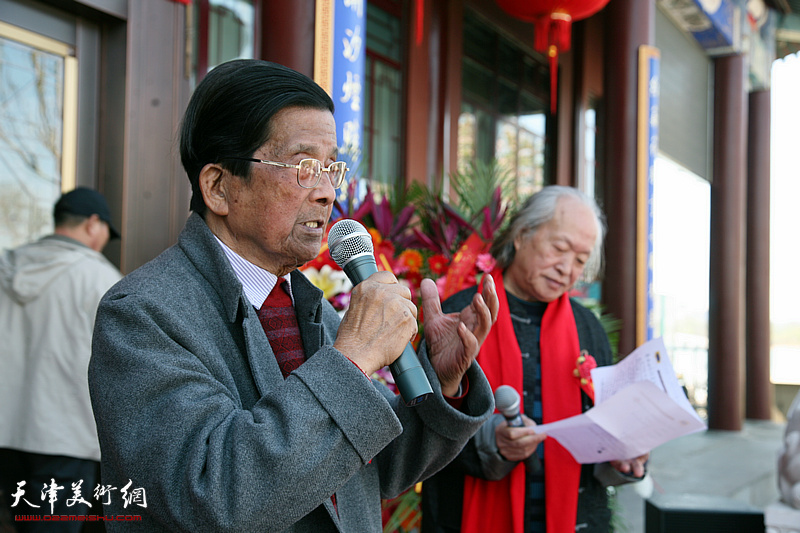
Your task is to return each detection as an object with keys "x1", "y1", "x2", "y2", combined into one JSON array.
[{"x1": 421, "y1": 274, "x2": 499, "y2": 396}]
